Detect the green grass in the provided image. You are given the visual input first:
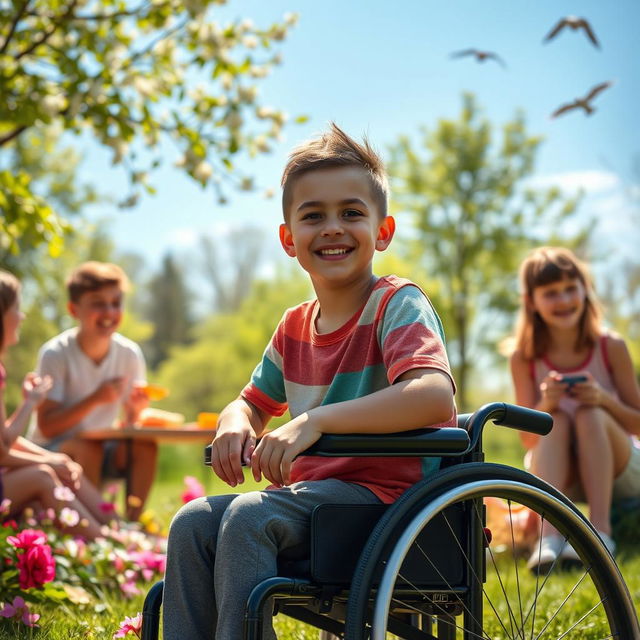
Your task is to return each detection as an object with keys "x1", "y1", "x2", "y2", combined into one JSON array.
[{"x1": 2, "y1": 439, "x2": 639, "y2": 639}]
